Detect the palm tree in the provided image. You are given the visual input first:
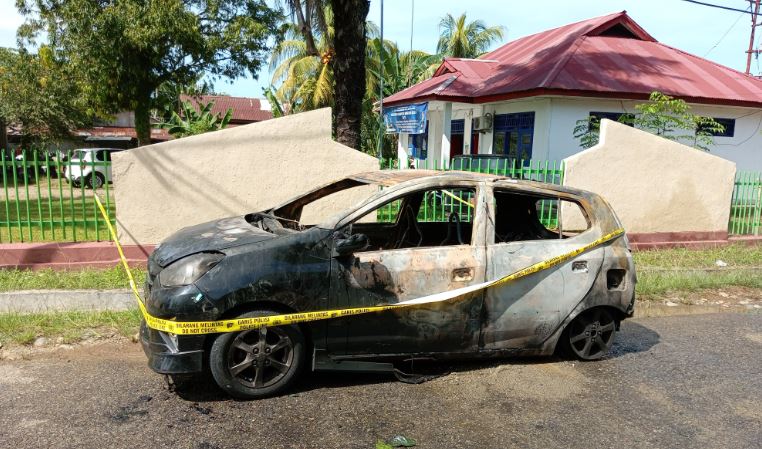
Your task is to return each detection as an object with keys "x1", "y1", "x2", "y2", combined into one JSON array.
[
  {"x1": 269, "y1": 6, "x2": 335, "y2": 113},
  {"x1": 436, "y1": 13, "x2": 505, "y2": 58}
]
